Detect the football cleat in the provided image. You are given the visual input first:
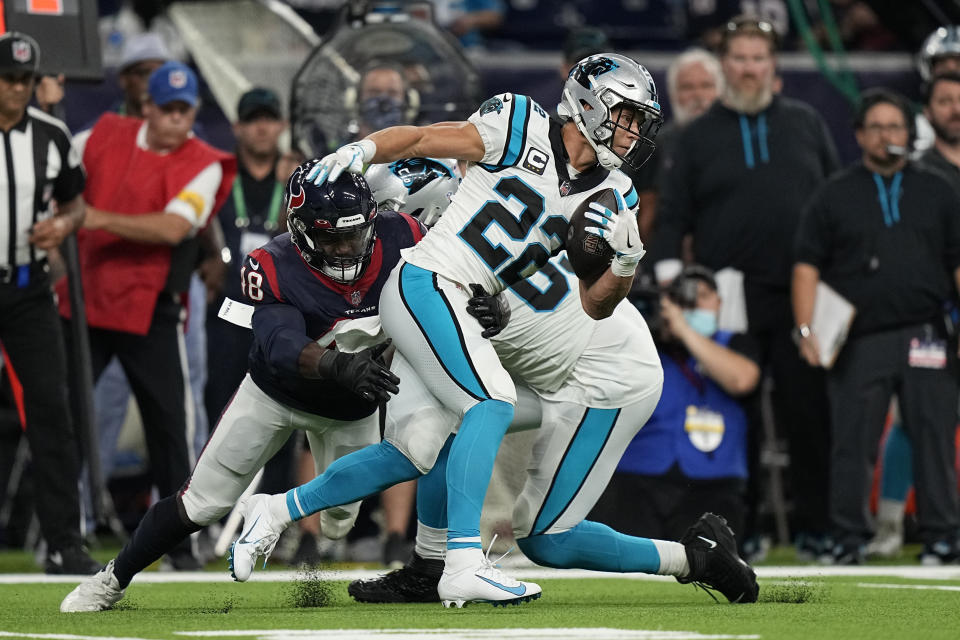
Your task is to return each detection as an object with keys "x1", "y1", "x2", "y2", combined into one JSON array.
[
  {"x1": 349, "y1": 553, "x2": 443, "y2": 603},
  {"x1": 676, "y1": 512, "x2": 759, "y2": 603},
  {"x1": 229, "y1": 494, "x2": 284, "y2": 582},
  {"x1": 437, "y1": 536, "x2": 542, "y2": 608},
  {"x1": 45, "y1": 545, "x2": 102, "y2": 575},
  {"x1": 60, "y1": 559, "x2": 125, "y2": 612}
]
